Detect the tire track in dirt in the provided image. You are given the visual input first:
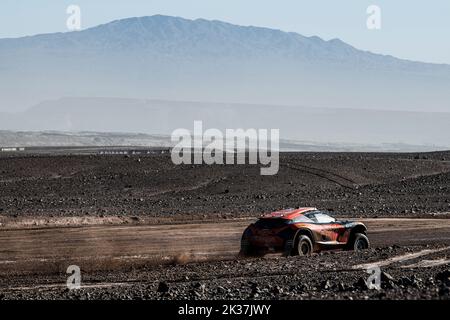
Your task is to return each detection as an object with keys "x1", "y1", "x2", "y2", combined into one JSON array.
[
  {"x1": 351, "y1": 246, "x2": 450, "y2": 270},
  {"x1": 284, "y1": 162, "x2": 358, "y2": 189},
  {"x1": 144, "y1": 177, "x2": 227, "y2": 197},
  {"x1": 401, "y1": 258, "x2": 450, "y2": 268}
]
